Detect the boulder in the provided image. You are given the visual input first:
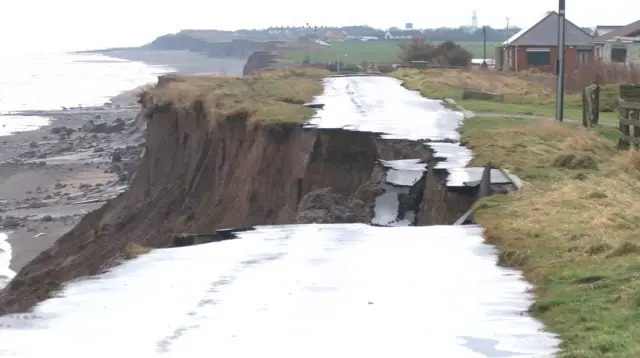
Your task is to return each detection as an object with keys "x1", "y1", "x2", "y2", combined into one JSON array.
[
  {"x1": 1, "y1": 218, "x2": 20, "y2": 228},
  {"x1": 92, "y1": 122, "x2": 108, "y2": 133},
  {"x1": 82, "y1": 120, "x2": 96, "y2": 132},
  {"x1": 105, "y1": 119, "x2": 126, "y2": 133},
  {"x1": 50, "y1": 126, "x2": 75, "y2": 135},
  {"x1": 295, "y1": 188, "x2": 358, "y2": 224}
]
